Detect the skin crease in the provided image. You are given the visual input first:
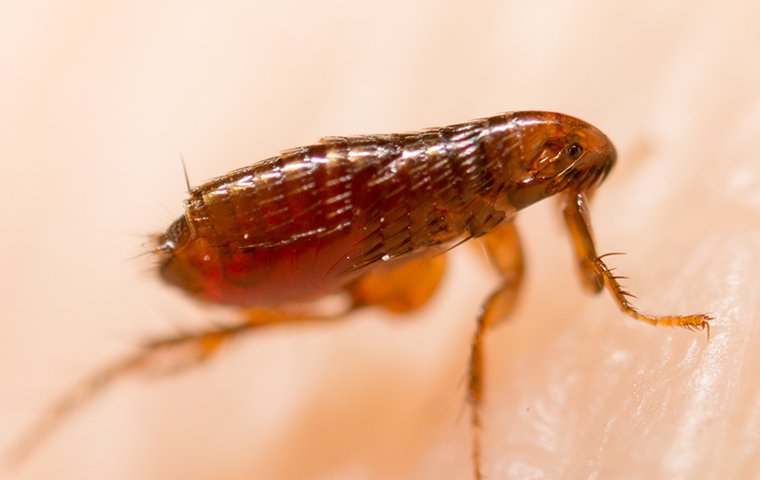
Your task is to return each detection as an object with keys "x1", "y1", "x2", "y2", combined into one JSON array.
[{"x1": 0, "y1": 1, "x2": 758, "y2": 480}]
